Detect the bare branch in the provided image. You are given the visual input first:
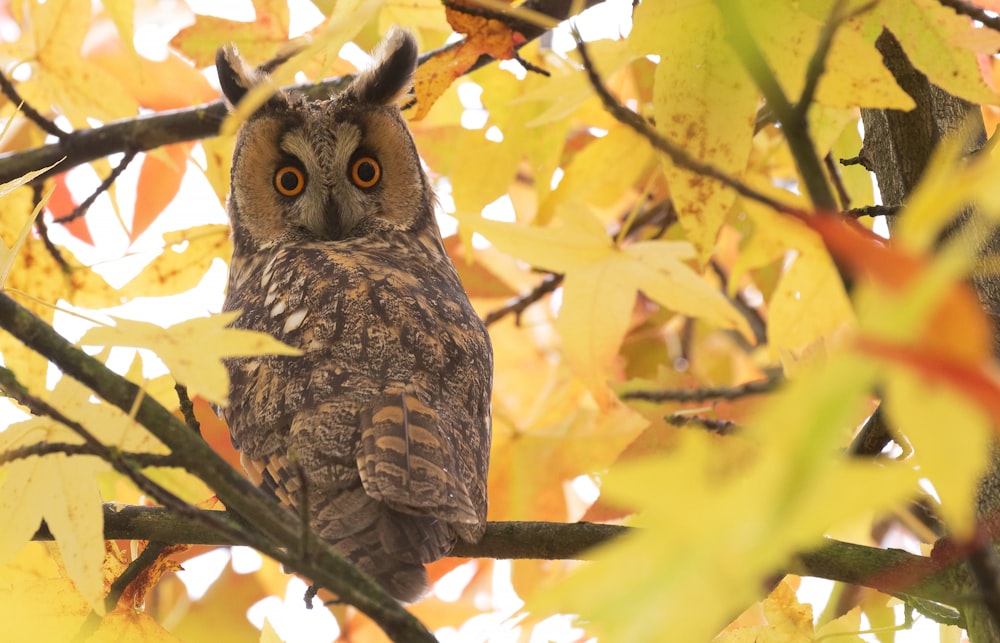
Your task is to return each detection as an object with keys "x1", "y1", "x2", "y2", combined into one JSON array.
[
  {"x1": 622, "y1": 377, "x2": 780, "y2": 403},
  {"x1": 483, "y1": 273, "x2": 563, "y2": 326},
  {"x1": 936, "y1": 0, "x2": 1000, "y2": 32},
  {"x1": 0, "y1": 71, "x2": 67, "y2": 139},
  {"x1": 665, "y1": 413, "x2": 738, "y2": 434},
  {"x1": 0, "y1": 0, "x2": 607, "y2": 186},
  {"x1": 573, "y1": 34, "x2": 807, "y2": 217},
  {"x1": 715, "y1": 0, "x2": 837, "y2": 210},
  {"x1": 28, "y1": 502, "x2": 978, "y2": 611},
  {"x1": 848, "y1": 204, "x2": 900, "y2": 218},
  {"x1": 31, "y1": 183, "x2": 70, "y2": 272},
  {"x1": 53, "y1": 151, "x2": 138, "y2": 225}
]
